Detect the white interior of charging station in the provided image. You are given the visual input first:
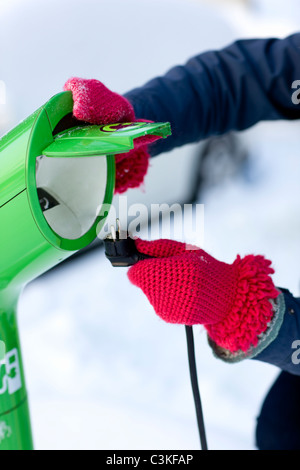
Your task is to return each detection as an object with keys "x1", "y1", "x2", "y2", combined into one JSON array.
[{"x1": 35, "y1": 155, "x2": 108, "y2": 239}]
